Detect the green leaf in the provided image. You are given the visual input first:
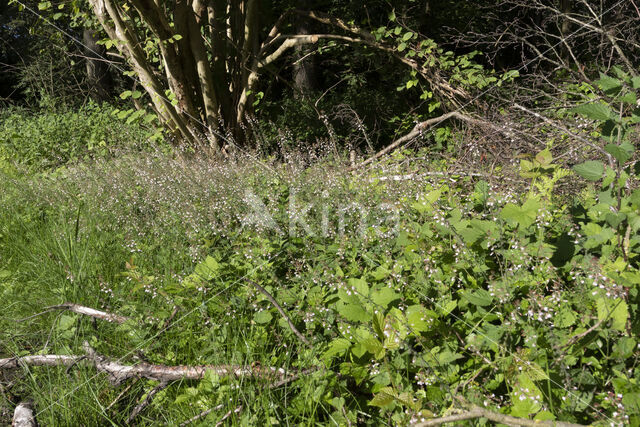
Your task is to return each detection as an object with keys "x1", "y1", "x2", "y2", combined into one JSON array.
[
  {"x1": 194, "y1": 255, "x2": 219, "y2": 280},
  {"x1": 572, "y1": 103, "x2": 614, "y2": 121},
  {"x1": 605, "y1": 144, "x2": 632, "y2": 164},
  {"x1": 397, "y1": 42, "x2": 407, "y2": 52},
  {"x1": 500, "y1": 198, "x2": 538, "y2": 228},
  {"x1": 597, "y1": 74, "x2": 623, "y2": 95},
  {"x1": 597, "y1": 298, "x2": 628, "y2": 331},
  {"x1": 254, "y1": 309, "x2": 273, "y2": 324},
  {"x1": 38, "y1": 1, "x2": 51, "y2": 10},
  {"x1": 348, "y1": 277, "x2": 369, "y2": 297},
  {"x1": 119, "y1": 90, "x2": 132, "y2": 100},
  {"x1": 555, "y1": 306, "x2": 576, "y2": 328},
  {"x1": 370, "y1": 286, "x2": 400, "y2": 308},
  {"x1": 369, "y1": 387, "x2": 395, "y2": 408},
  {"x1": 406, "y1": 305, "x2": 431, "y2": 332},
  {"x1": 534, "y1": 149, "x2": 553, "y2": 167},
  {"x1": 323, "y1": 338, "x2": 351, "y2": 361},
  {"x1": 462, "y1": 289, "x2": 493, "y2": 307},
  {"x1": 337, "y1": 301, "x2": 369, "y2": 322},
  {"x1": 402, "y1": 32, "x2": 413, "y2": 41},
  {"x1": 612, "y1": 337, "x2": 636, "y2": 359},
  {"x1": 573, "y1": 161, "x2": 604, "y2": 181}
]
